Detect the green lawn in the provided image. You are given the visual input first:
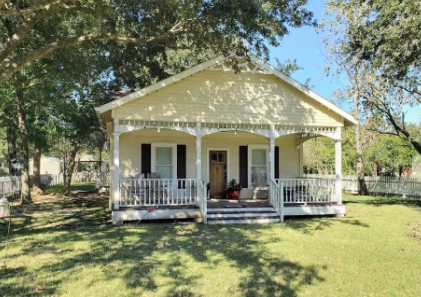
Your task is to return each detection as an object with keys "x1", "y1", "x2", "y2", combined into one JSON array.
[{"x1": 1, "y1": 193, "x2": 420, "y2": 297}]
